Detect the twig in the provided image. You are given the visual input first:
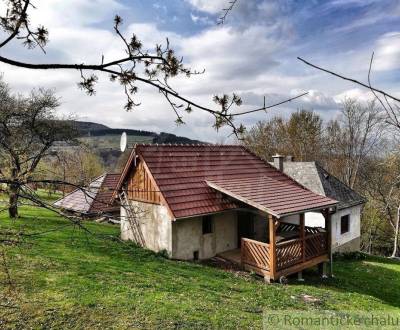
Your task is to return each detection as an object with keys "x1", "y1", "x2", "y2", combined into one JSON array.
[{"x1": 297, "y1": 57, "x2": 400, "y2": 103}]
